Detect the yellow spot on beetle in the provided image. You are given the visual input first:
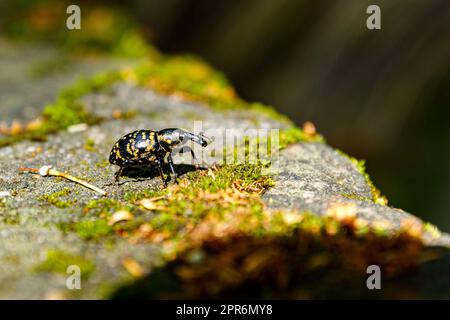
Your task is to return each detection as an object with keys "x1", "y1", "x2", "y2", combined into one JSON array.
[{"x1": 126, "y1": 143, "x2": 133, "y2": 155}]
